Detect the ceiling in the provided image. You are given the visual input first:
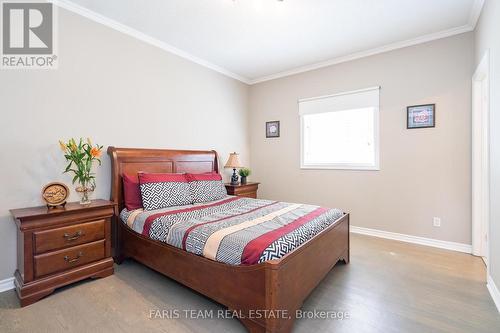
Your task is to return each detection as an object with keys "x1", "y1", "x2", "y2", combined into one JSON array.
[{"x1": 56, "y1": 0, "x2": 483, "y2": 84}]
